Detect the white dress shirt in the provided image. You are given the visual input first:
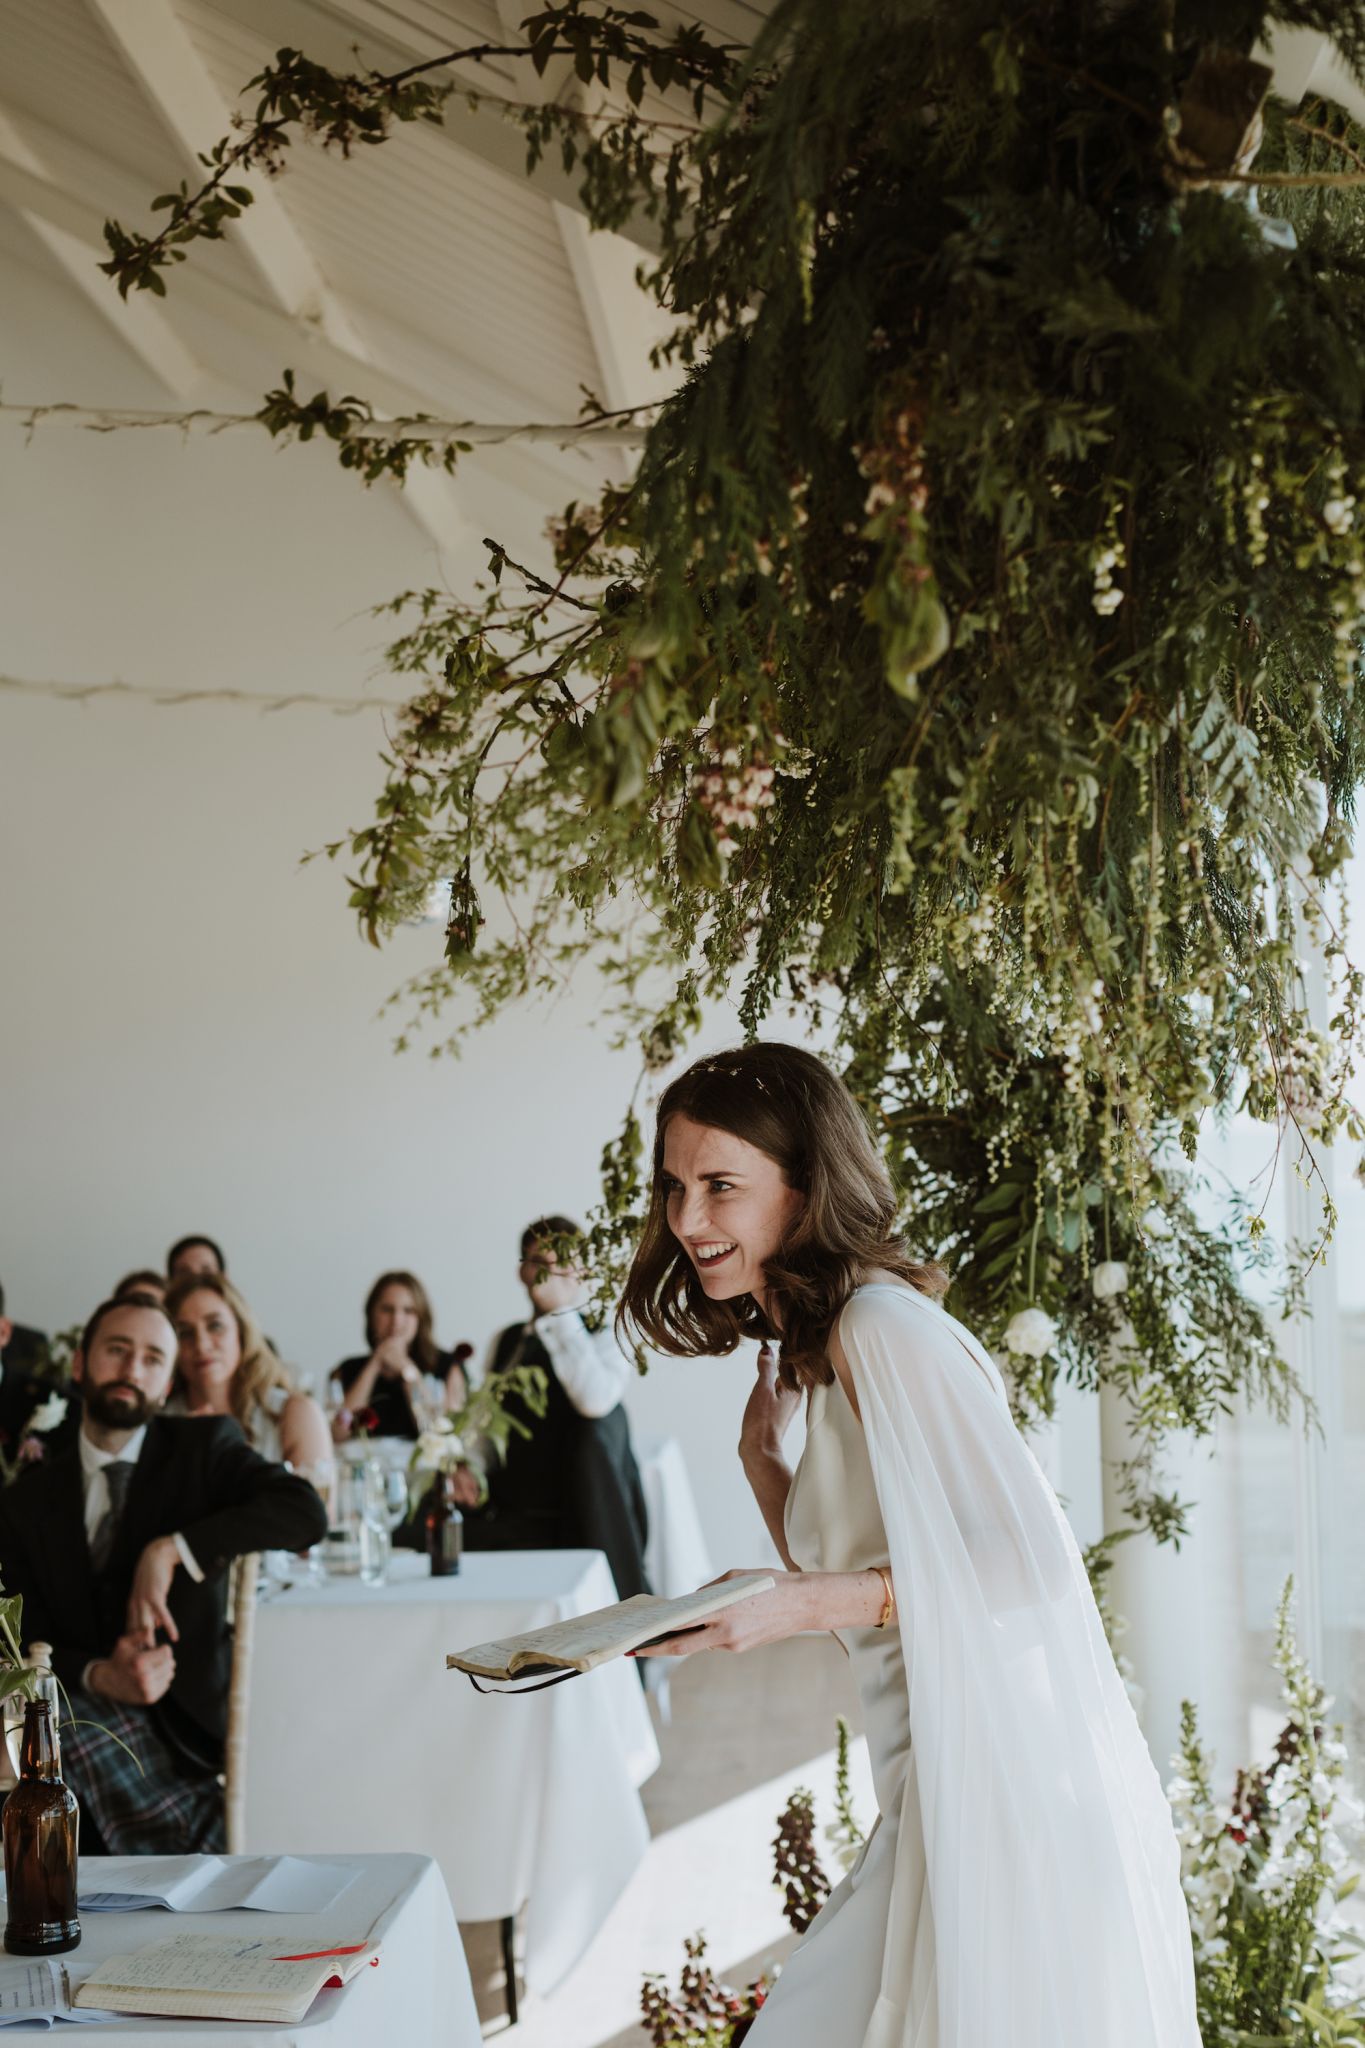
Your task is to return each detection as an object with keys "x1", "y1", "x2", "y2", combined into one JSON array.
[
  {"x1": 481, "y1": 1304, "x2": 631, "y2": 1418},
  {"x1": 78, "y1": 1425, "x2": 202, "y2": 1580}
]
